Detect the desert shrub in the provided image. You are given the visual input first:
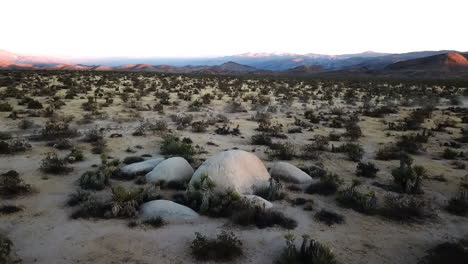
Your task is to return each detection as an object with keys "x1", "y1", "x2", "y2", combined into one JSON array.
[
  {"x1": 49, "y1": 138, "x2": 73, "y2": 150},
  {"x1": 0, "y1": 132, "x2": 12, "y2": 140},
  {"x1": 83, "y1": 128, "x2": 104, "y2": 143},
  {"x1": 268, "y1": 142, "x2": 296, "y2": 160},
  {"x1": 70, "y1": 195, "x2": 109, "y2": 219},
  {"x1": 375, "y1": 144, "x2": 402, "y2": 160},
  {"x1": 214, "y1": 125, "x2": 241, "y2": 136},
  {"x1": 0, "y1": 101, "x2": 13, "y2": 112},
  {"x1": 442, "y1": 148, "x2": 459, "y2": 160},
  {"x1": 225, "y1": 101, "x2": 247, "y2": 113},
  {"x1": 40, "y1": 120, "x2": 78, "y2": 140},
  {"x1": 67, "y1": 189, "x2": 91, "y2": 206},
  {"x1": 304, "y1": 109, "x2": 320, "y2": 123},
  {"x1": 253, "y1": 178, "x2": 286, "y2": 201},
  {"x1": 251, "y1": 133, "x2": 272, "y2": 146},
  {"x1": 332, "y1": 142, "x2": 363, "y2": 161},
  {"x1": 0, "y1": 205, "x2": 23, "y2": 215},
  {"x1": 109, "y1": 184, "x2": 160, "y2": 218},
  {"x1": 356, "y1": 162, "x2": 379, "y2": 178},
  {"x1": 122, "y1": 156, "x2": 145, "y2": 164},
  {"x1": 191, "y1": 231, "x2": 243, "y2": 261},
  {"x1": 91, "y1": 139, "x2": 107, "y2": 154},
  {"x1": 418, "y1": 240, "x2": 468, "y2": 264},
  {"x1": 379, "y1": 195, "x2": 428, "y2": 222},
  {"x1": 40, "y1": 152, "x2": 72, "y2": 174},
  {"x1": 276, "y1": 233, "x2": 337, "y2": 264},
  {"x1": 0, "y1": 170, "x2": 32, "y2": 198},
  {"x1": 0, "y1": 139, "x2": 31, "y2": 154},
  {"x1": 391, "y1": 155, "x2": 426, "y2": 194},
  {"x1": 446, "y1": 190, "x2": 468, "y2": 217},
  {"x1": 396, "y1": 133, "x2": 428, "y2": 154},
  {"x1": 300, "y1": 144, "x2": 320, "y2": 160},
  {"x1": 18, "y1": 119, "x2": 34, "y2": 129},
  {"x1": 27, "y1": 99, "x2": 43, "y2": 109},
  {"x1": 170, "y1": 114, "x2": 194, "y2": 129},
  {"x1": 306, "y1": 173, "x2": 343, "y2": 196},
  {"x1": 66, "y1": 148, "x2": 84, "y2": 163},
  {"x1": 148, "y1": 119, "x2": 168, "y2": 134},
  {"x1": 141, "y1": 216, "x2": 166, "y2": 228},
  {"x1": 314, "y1": 209, "x2": 345, "y2": 226},
  {"x1": 79, "y1": 170, "x2": 109, "y2": 191},
  {"x1": 256, "y1": 120, "x2": 285, "y2": 138},
  {"x1": 0, "y1": 234, "x2": 13, "y2": 263},
  {"x1": 160, "y1": 136, "x2": 195, "y2": 162},
  {"x1": 176, "y1": 174, "x2": 243, "y2": 218},
  {"x1": 231, "y1": 204, "x2": 297, "y2": 229},
  {"x1": 345, "y1": 121, "x2": 362, "y2": 141},
  {"x1": 336, "y1": 181, "x2": 378, "y2": 215},
  {"x1": 191, "y1": 120, "x2": 208, "y2": 133}
]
